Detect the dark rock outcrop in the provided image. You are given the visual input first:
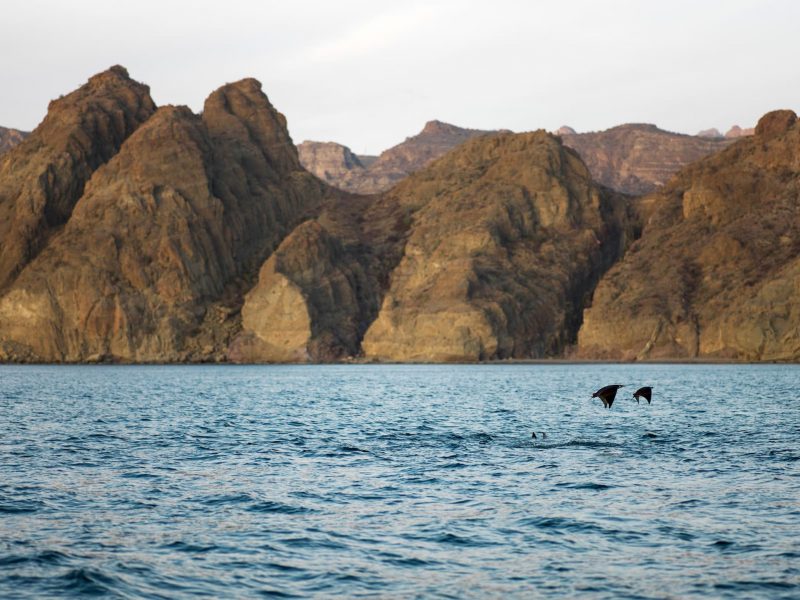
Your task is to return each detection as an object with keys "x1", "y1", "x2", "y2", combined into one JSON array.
[
  {"x1": 577, "y1": 110, "x2": 800, "y2": 361},
  {"x1": 0, "y1": 66, "x2": 156, "y2": 291}
]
